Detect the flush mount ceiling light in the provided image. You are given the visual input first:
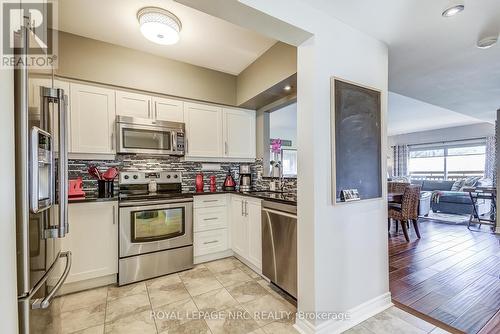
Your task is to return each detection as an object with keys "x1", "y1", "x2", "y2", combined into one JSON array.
[
  {"x1": 442, "y1": 1, "x2": 465, "y2": 17},
  {"x1": 137, "y1": 7, "x2": 182, "y2": 45},
  {"x1": 284, "y1": 85, "x2": 292, "y2": 91},
  {"x1": 477, "y1": 35, "x2": 498, "y2": 49}
]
